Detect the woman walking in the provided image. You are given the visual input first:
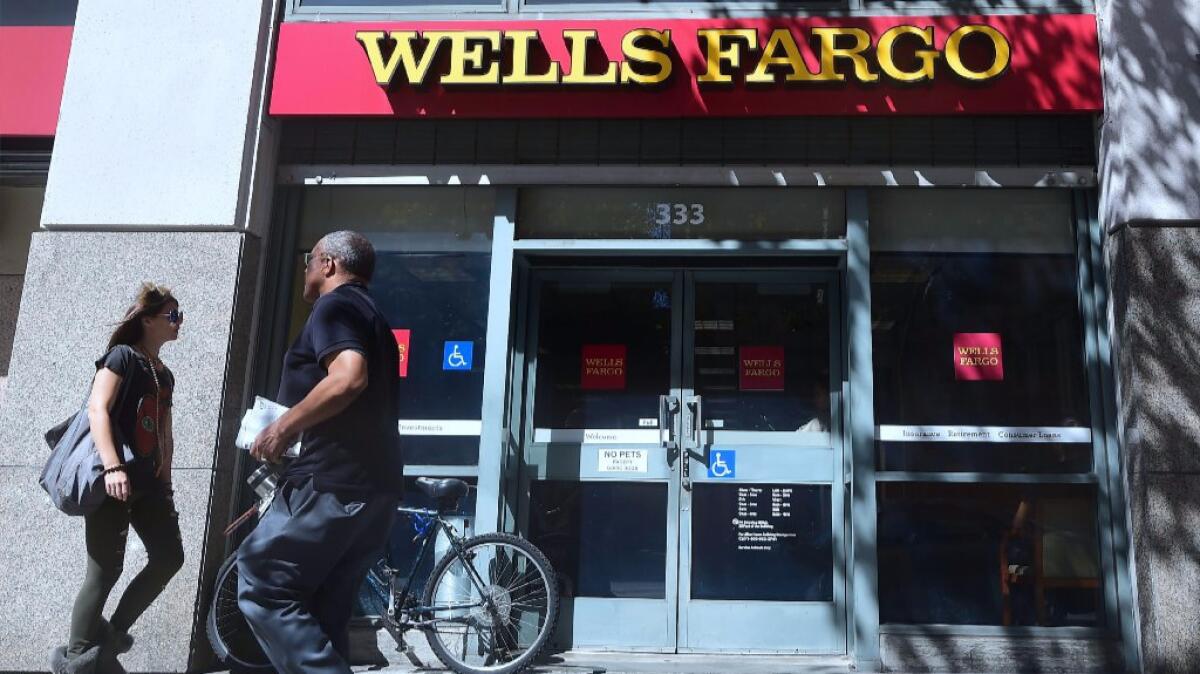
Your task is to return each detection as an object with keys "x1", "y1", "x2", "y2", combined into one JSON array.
[{"x1": 51, "y1": 283, "x2": 186, "y2": 674}]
